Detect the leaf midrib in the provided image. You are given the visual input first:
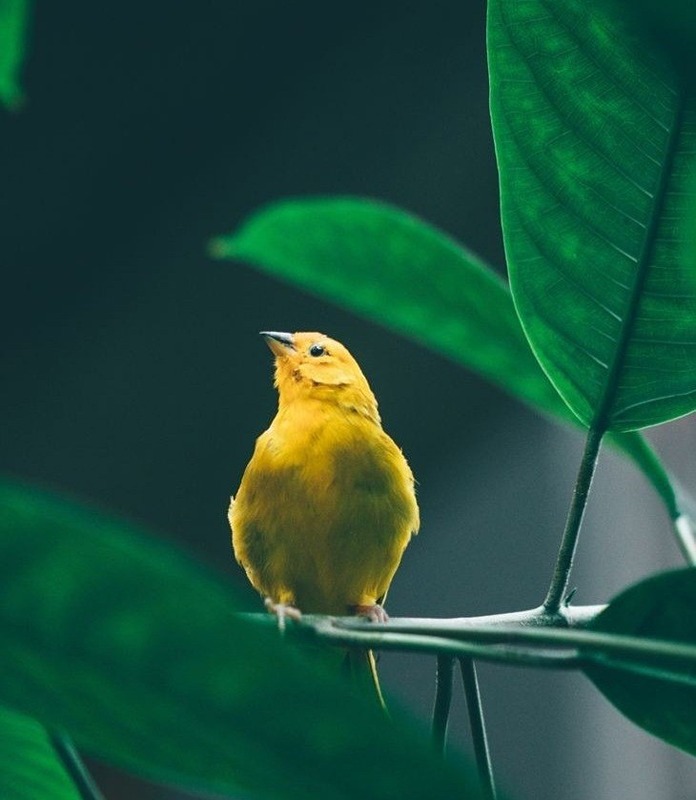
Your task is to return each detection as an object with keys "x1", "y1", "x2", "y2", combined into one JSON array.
[
  {"x1": 593, "y1": 88, "x2": 686, "y2": 430},
  {"x1": 501, "y1": 2, "x2": 688, "y2": 432}
]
